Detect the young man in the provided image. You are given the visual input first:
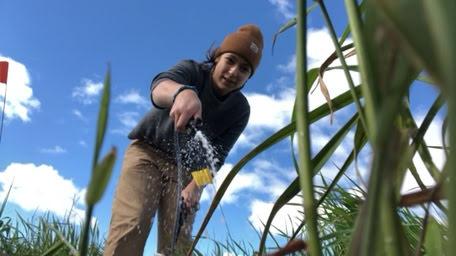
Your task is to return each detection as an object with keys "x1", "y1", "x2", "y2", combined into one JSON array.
[{"x1": 104, "y1": 24, "x2": 263, "y2": 256}]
